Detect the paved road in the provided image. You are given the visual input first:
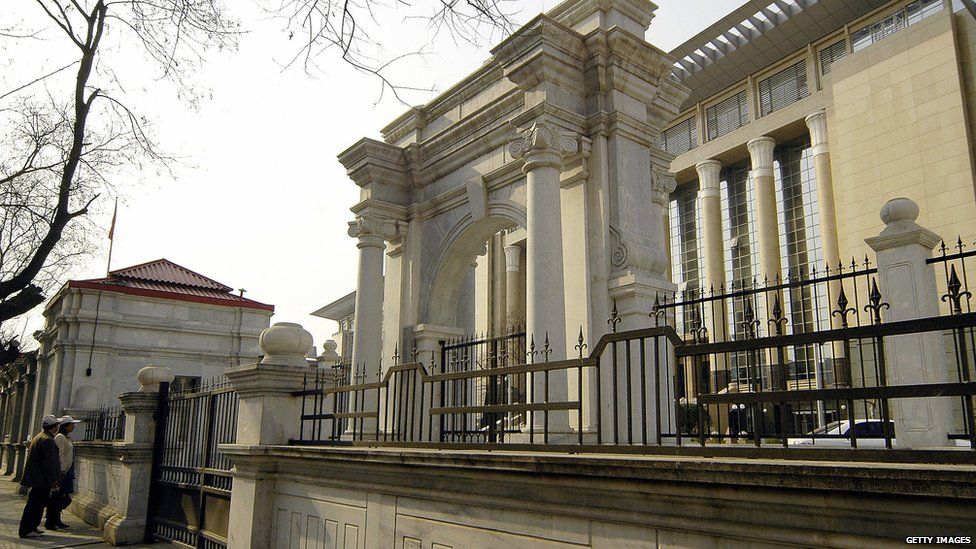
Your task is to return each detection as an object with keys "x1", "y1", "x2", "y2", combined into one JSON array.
[{"x1": 0, "y1": 479, "x2": 153, "y2": 549}]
